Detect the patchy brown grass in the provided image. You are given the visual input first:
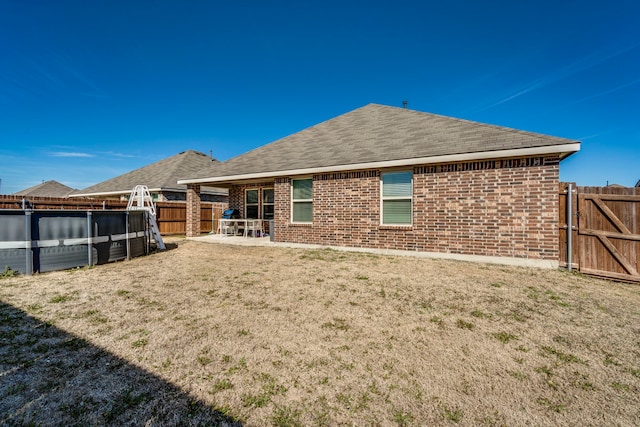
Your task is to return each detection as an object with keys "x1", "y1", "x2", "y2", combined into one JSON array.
[{"x1": 1, "y1": 238, "x2": 639, "y2": 426}]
